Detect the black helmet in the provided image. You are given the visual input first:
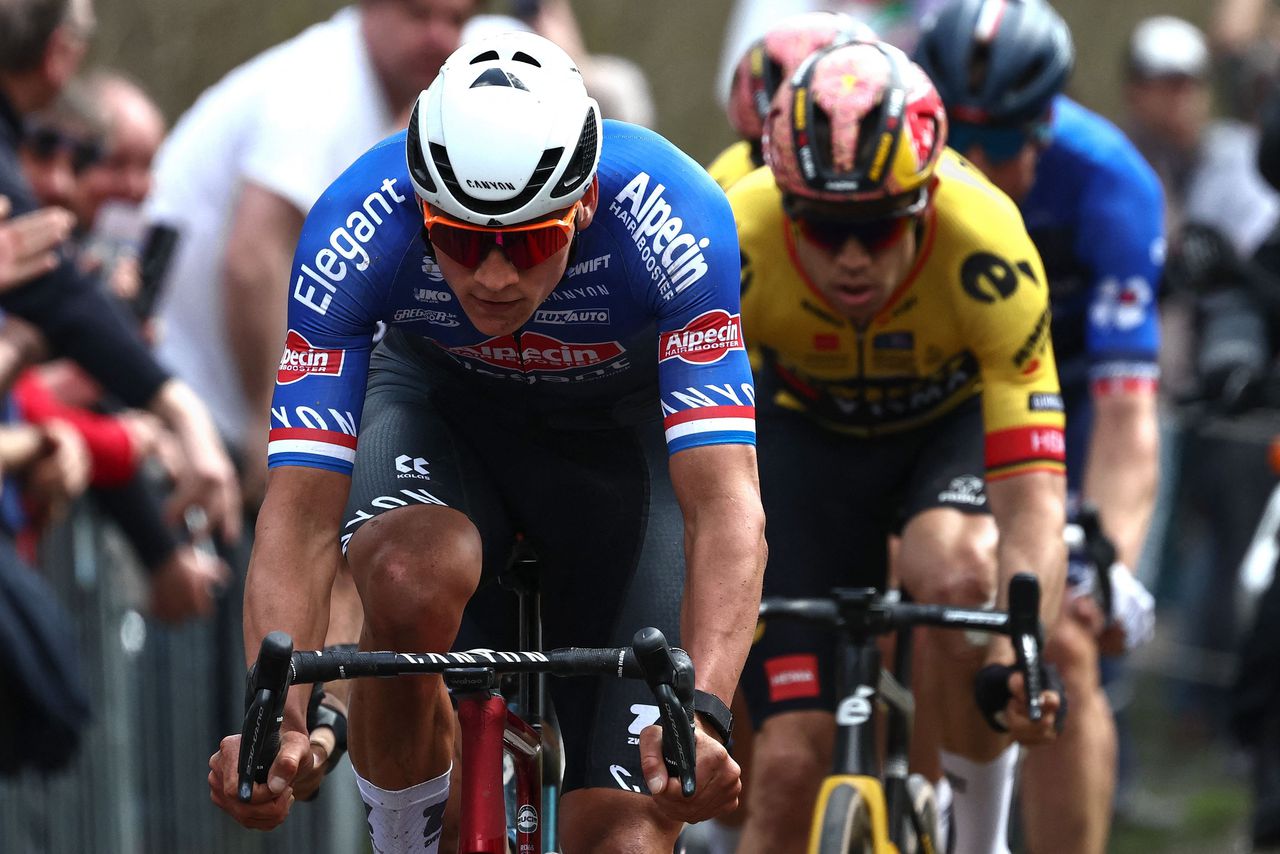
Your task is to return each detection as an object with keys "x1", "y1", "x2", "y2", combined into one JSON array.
[{"x1": 914, "y1": 0, "x2": 1074, "y2": 126}]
